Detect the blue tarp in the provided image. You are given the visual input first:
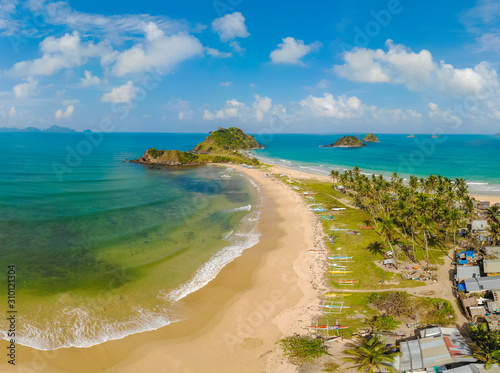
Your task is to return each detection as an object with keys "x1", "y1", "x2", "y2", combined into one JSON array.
[
  {"x1": 458, "y1": 260, "x2": 468, "y2": 265},
  {"x1": 458, "y1": 283, "x2": 466, "y2": 291}
]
